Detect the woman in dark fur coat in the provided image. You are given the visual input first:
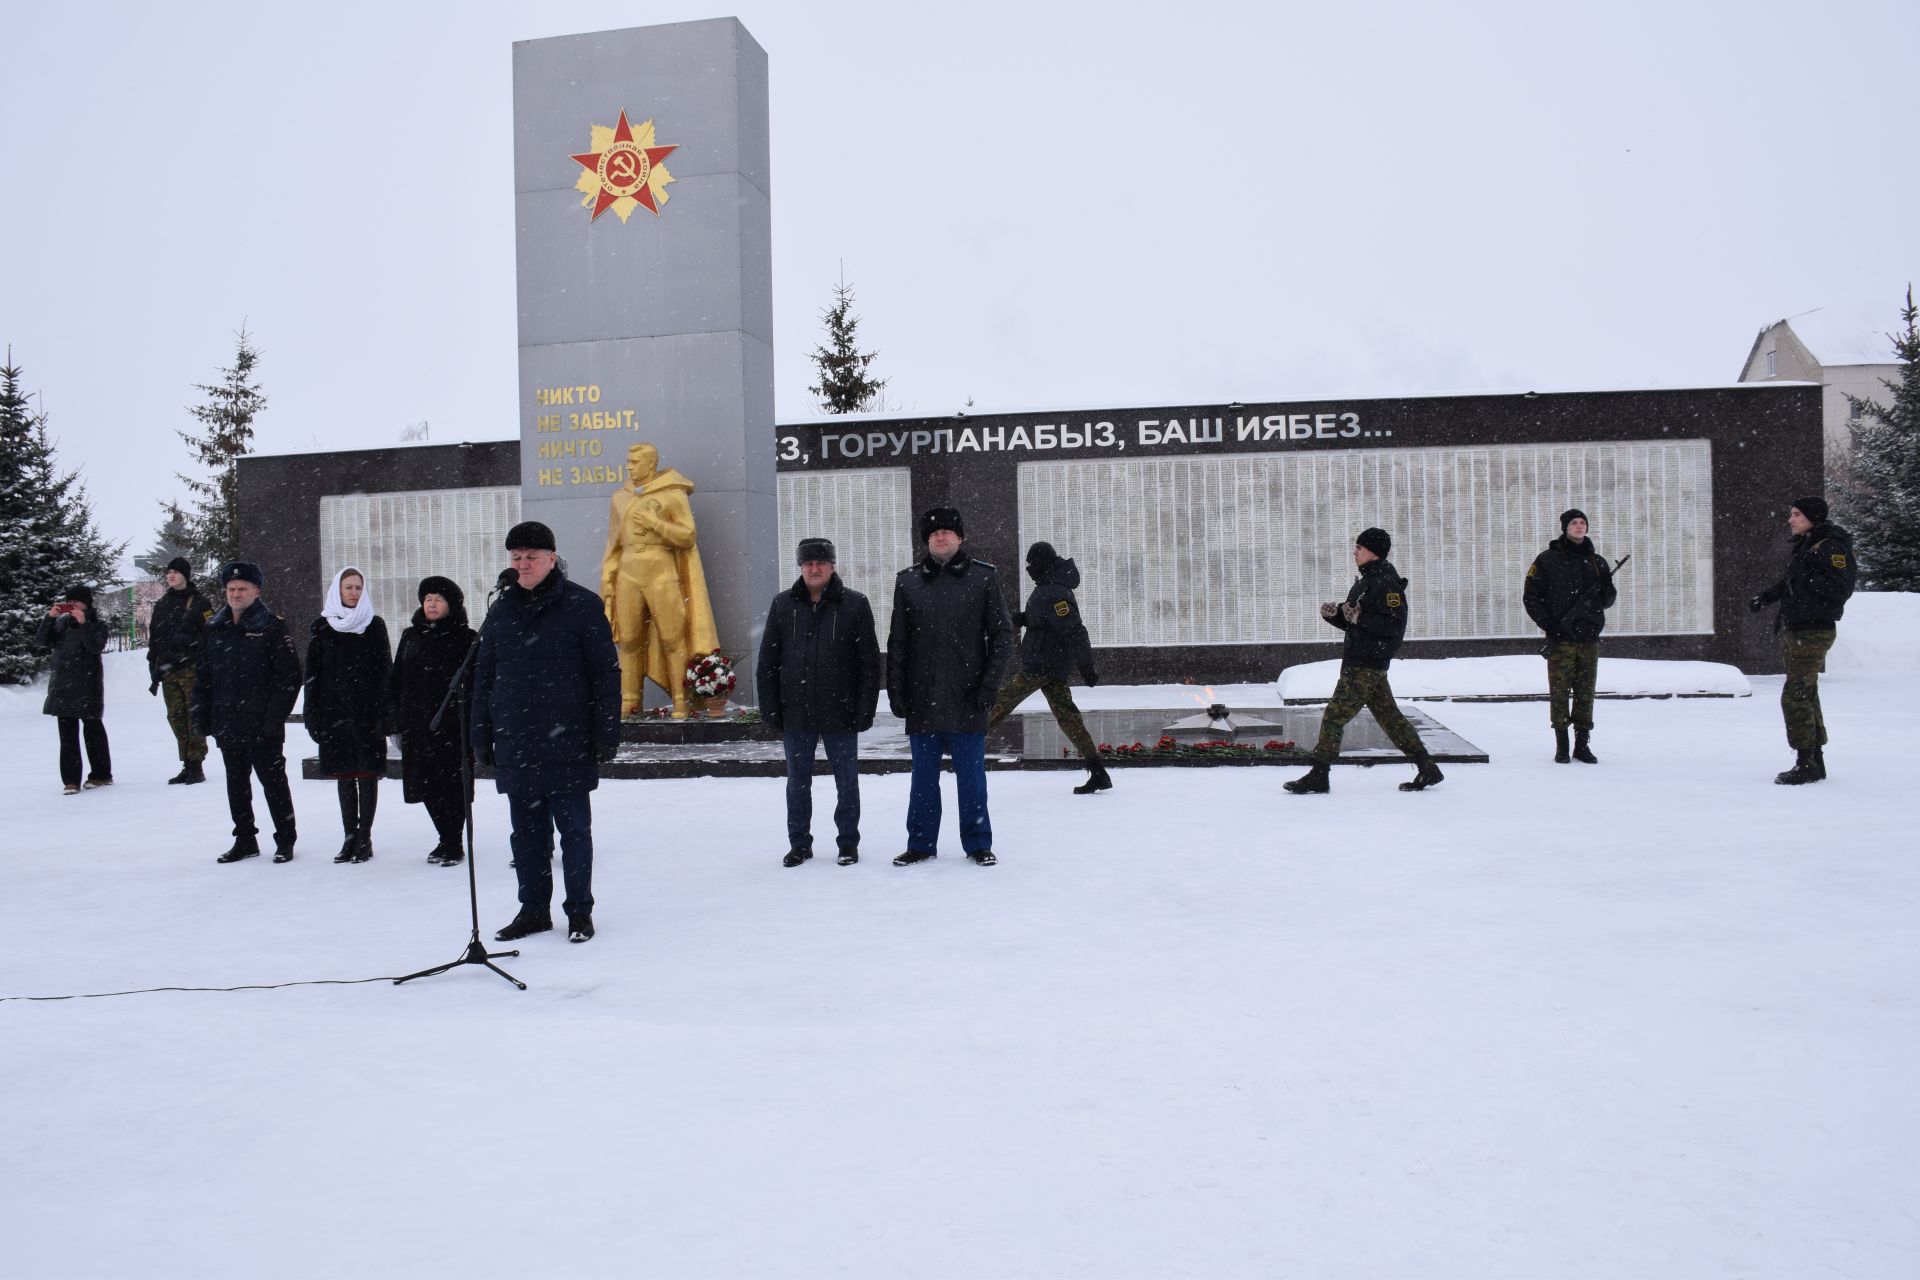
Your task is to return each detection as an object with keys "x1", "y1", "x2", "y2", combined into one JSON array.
[
  {"x1": 304, "y1": 567, "x2": 391, "y2": 863},
  {"x1": 389, "y1": 576, "x2": 478, "y2": 864}
]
